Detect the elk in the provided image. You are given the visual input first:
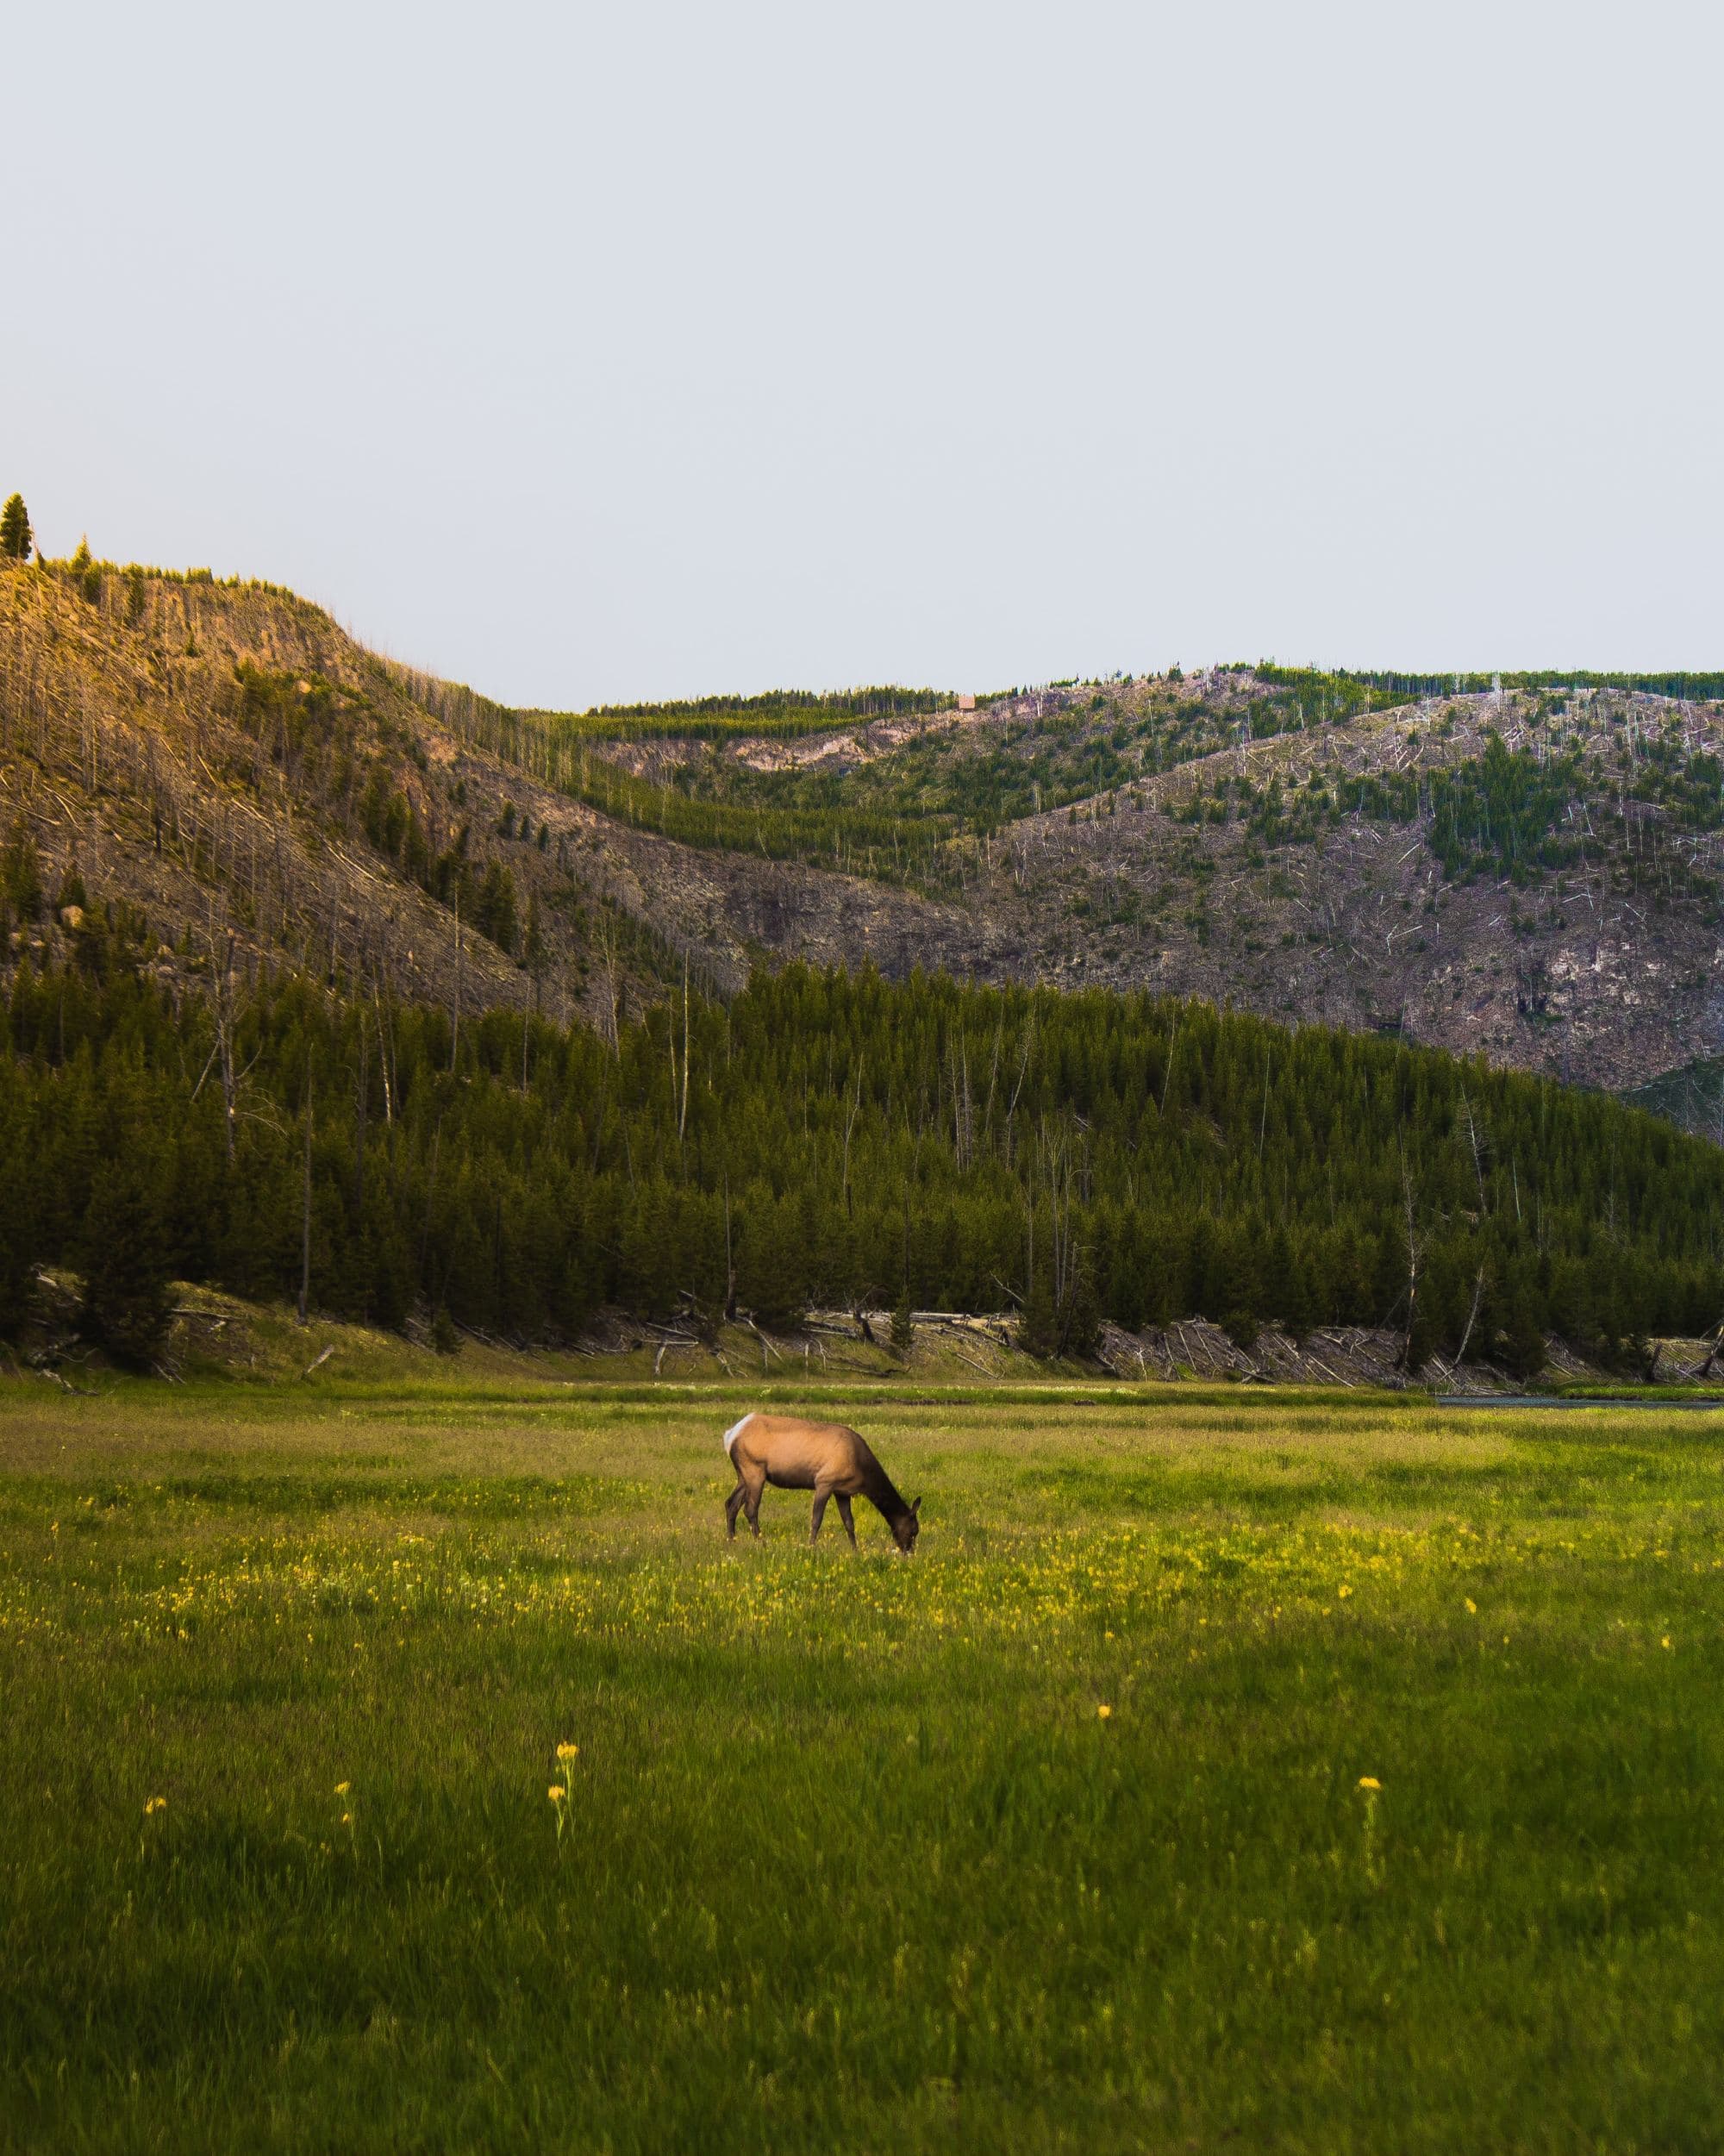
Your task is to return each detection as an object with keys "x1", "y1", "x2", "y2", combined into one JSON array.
[{"x1": 721, "y1": 1411, "x2": 921, "y2": 1552}]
